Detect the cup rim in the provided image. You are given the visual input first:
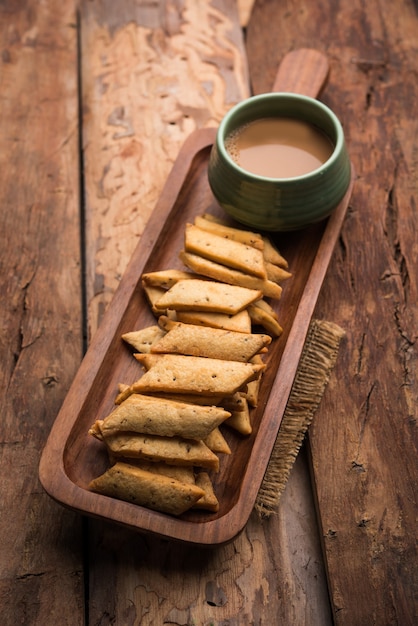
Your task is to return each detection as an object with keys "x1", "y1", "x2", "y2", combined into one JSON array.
[{"x1": 216, "y1": 92, "x2": 346, "y2": 183}]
